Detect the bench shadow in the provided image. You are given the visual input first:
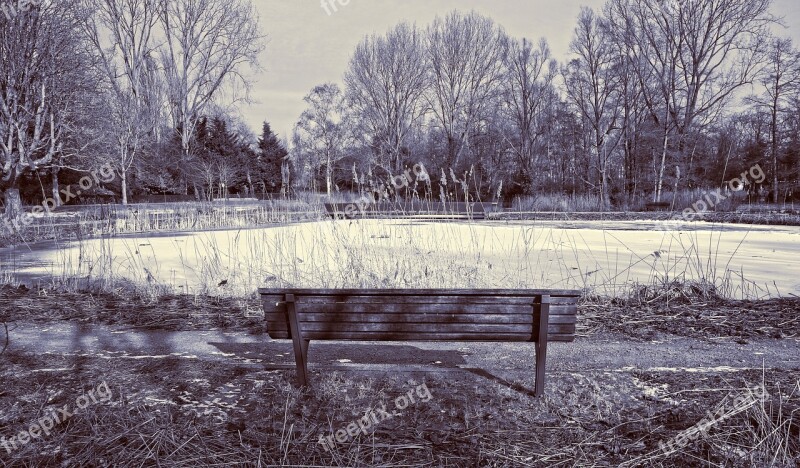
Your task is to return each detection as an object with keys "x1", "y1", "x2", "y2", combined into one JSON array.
[
  {"x1": 310, "y1": 342, "x2": 469, "y2": 365},
  {"x1": 211, "y1": 341, "x2": 537, "y2": 396},
  {"x1": 462, "y1": 367, "x2": 538, "y2": 398},
  {"x1": 56, "y1": 329, "x2": 539, "y2": 397},
  {"x1": 210, "y1": 341, "x2": 468, "y2": 366}
]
